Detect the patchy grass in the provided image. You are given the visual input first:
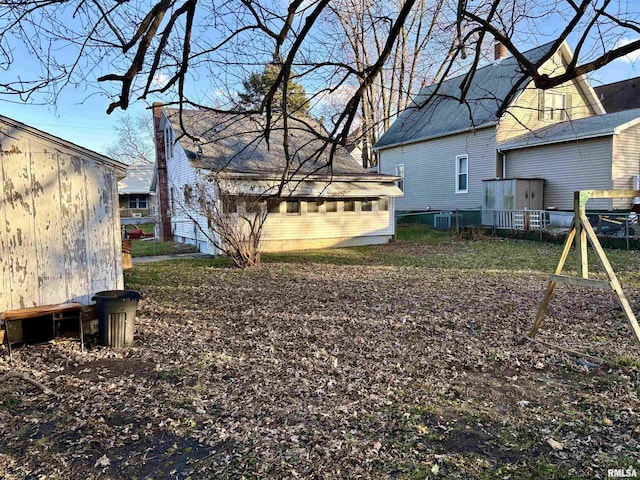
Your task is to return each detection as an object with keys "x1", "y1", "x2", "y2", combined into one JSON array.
[
  {"x1": 2, "y1": 226, "x2": 640, "y2": 479},
  {"x1": 265, "y1": 224, "x2": 640, "y2": 282}
]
